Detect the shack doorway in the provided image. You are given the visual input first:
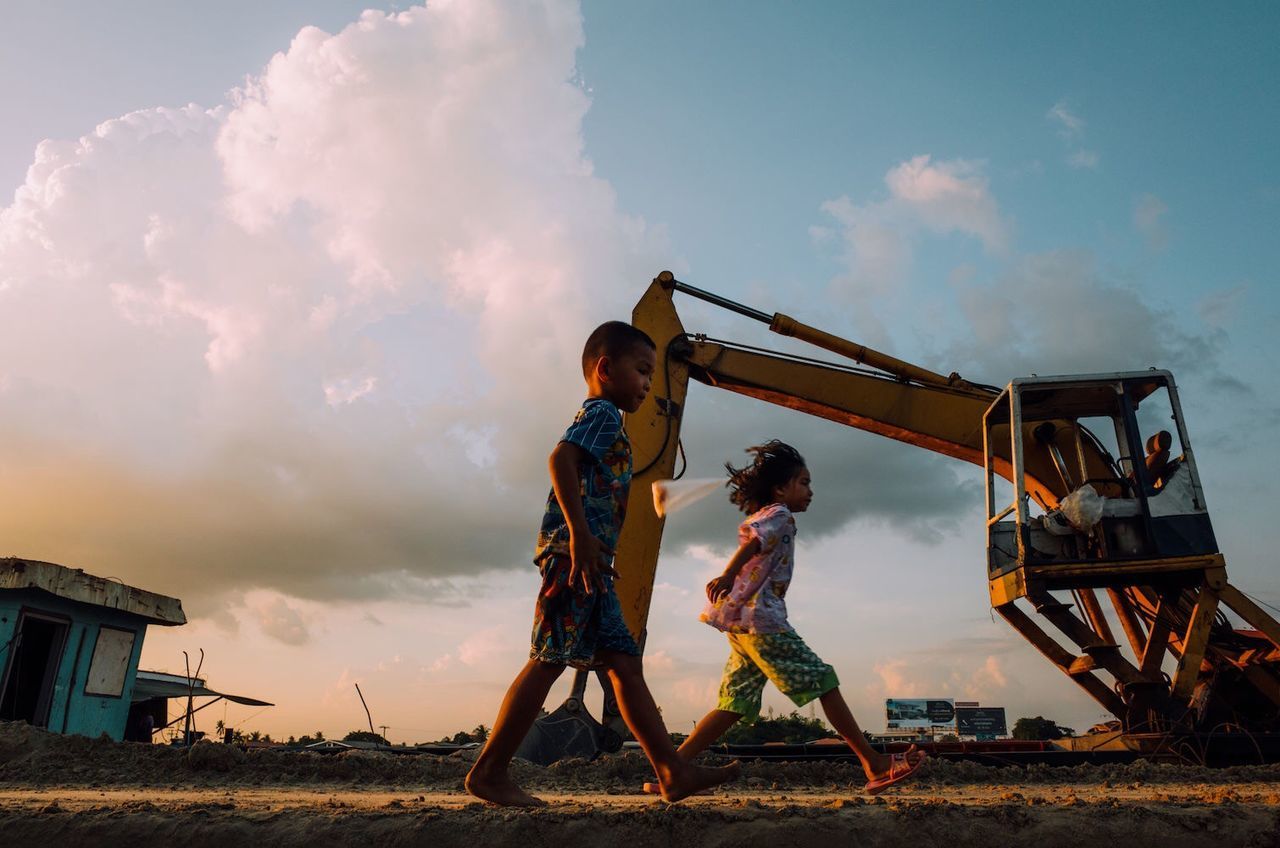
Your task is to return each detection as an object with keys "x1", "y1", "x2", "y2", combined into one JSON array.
[{"x1": 0, "y1": 611, "x2": 70, "y2": 727}]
